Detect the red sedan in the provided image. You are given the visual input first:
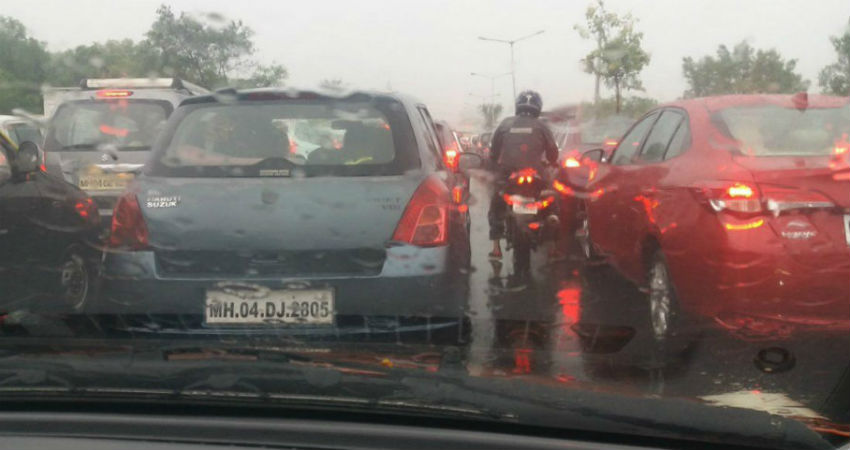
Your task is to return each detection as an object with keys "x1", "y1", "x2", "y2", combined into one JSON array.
[{"x1": 579, "y1": 94, "x2": 850, "y2": 344}]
